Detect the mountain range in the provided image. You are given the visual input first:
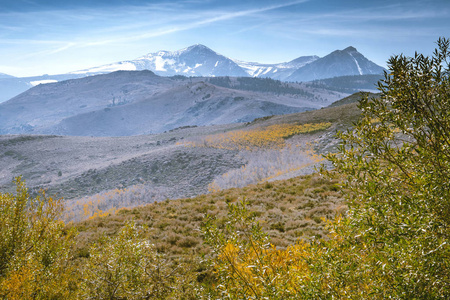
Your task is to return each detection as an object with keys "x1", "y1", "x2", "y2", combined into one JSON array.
[
  {"x1": 71, "y1": 44, "x2": 384, "y2": 81},
  {"x1": 0, "y1": 44, "x2": 385, "y2": 103},
  {"x1": 0, "y1": 71, "x2": 349, "y2": 136}
]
